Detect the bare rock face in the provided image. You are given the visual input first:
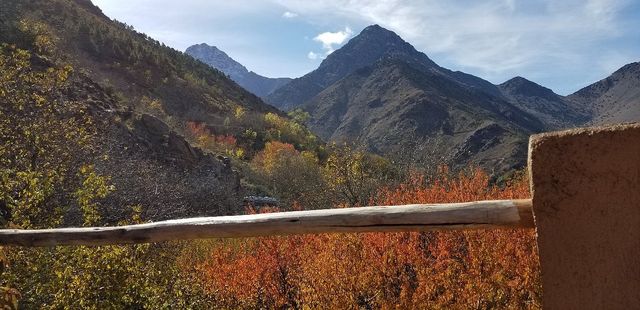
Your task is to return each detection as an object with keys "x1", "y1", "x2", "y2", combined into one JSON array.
[
  {"x1": 266, "y1": 25, "x2": 438, "y2": 111},
  {"x1": 289, "y1": 26, "x2": 549, "y2": 174},
  {"x1": 266, "y1": 25, "x2": 578, "y2": 175}
]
